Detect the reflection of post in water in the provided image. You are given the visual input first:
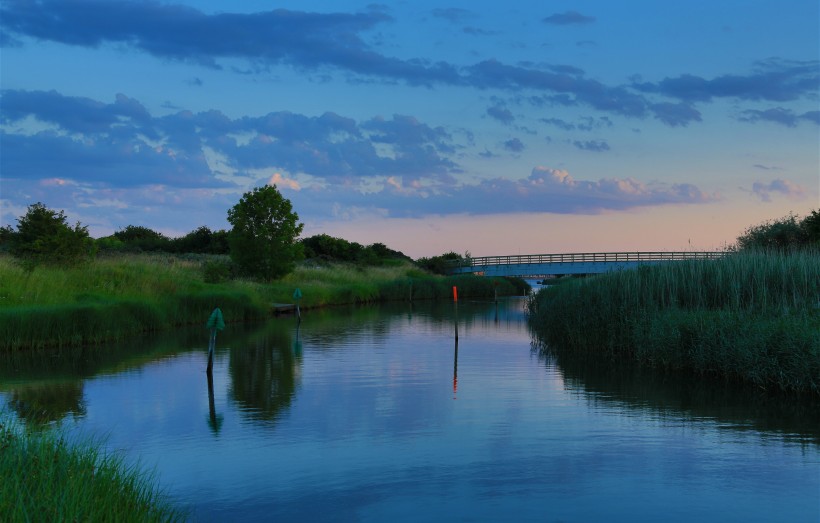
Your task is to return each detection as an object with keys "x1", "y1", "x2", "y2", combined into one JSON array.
[
  {"x1": 453, "y1": 286, "x2": 459, "y2": 342},
  {"x1": 493, "y1": 281, "x2": 499, "y2": 324},
  {"x1": 293, "y1": 288, "x2": 303, "y2": 325},
  {"x1": 453, "y1": 336, "x2": 459, "y2": 400},
  {"x1": 293, "y1": 324, "x2": 303, "y2": 357},
  {"x1": 206, "y1": 371, "x2": 223, "y2": 434}
]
